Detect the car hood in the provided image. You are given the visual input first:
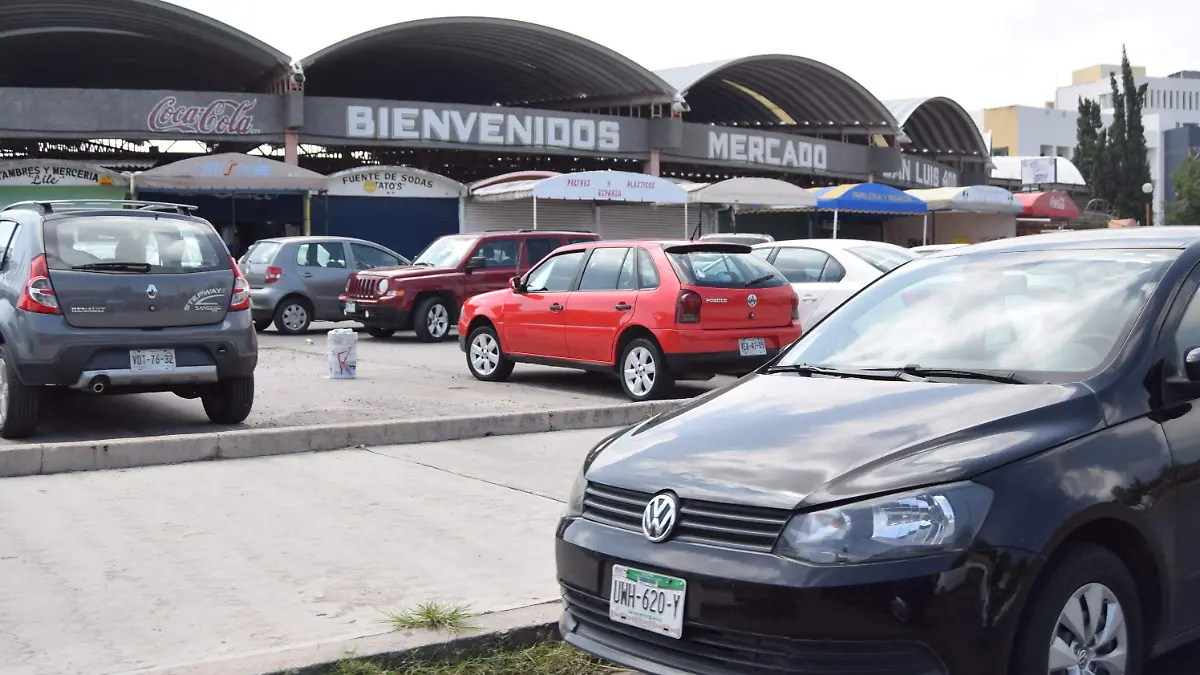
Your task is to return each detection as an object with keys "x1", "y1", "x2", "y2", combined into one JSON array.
[
  {"x1": 362, "y1": 266, "x2": 453, "y2": 281},
  {"x1": 585, "y1": 373, "x2": 1103, "y2": 510}
]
